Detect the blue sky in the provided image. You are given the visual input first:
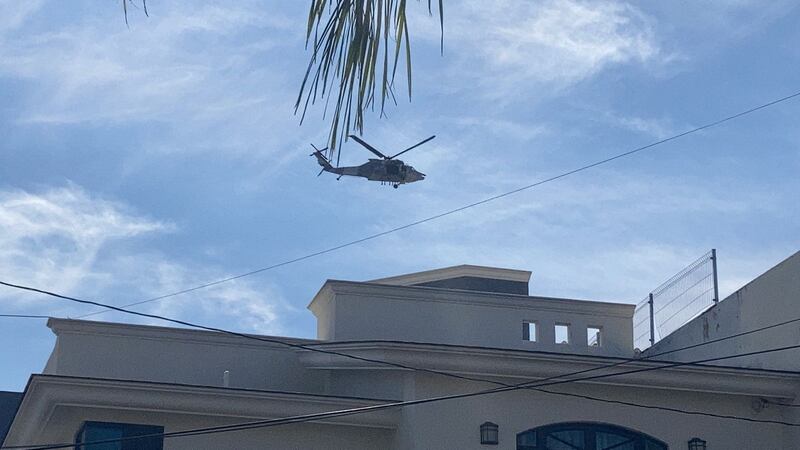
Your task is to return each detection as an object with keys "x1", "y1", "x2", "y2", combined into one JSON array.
[{"x1": 0, "y1": 0, "x2": 798, "y2": 391}]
